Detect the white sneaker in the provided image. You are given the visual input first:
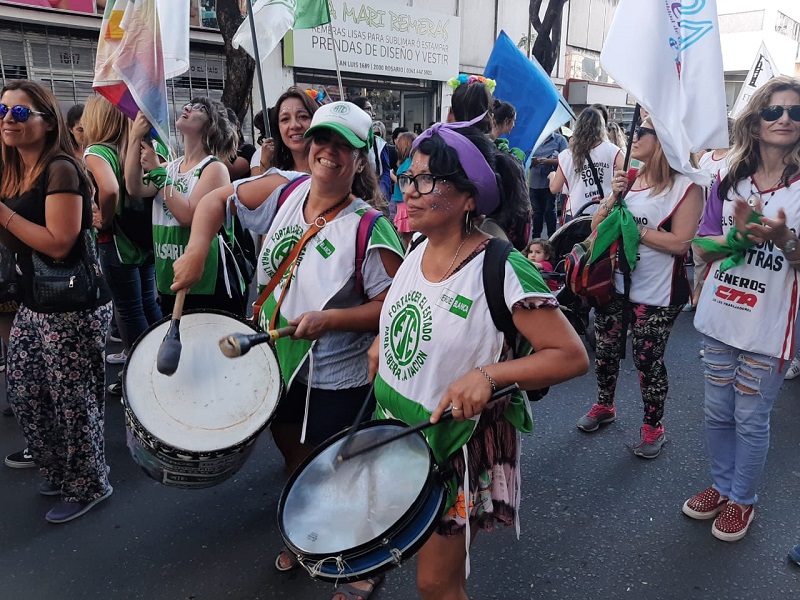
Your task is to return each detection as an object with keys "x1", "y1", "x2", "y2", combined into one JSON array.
[
  {"x1": 105, "y1": 350, "x2": 127, "y2": 365},
  {"x1": 785, "y1": 358, "x2": 800, "y2": 381}
]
